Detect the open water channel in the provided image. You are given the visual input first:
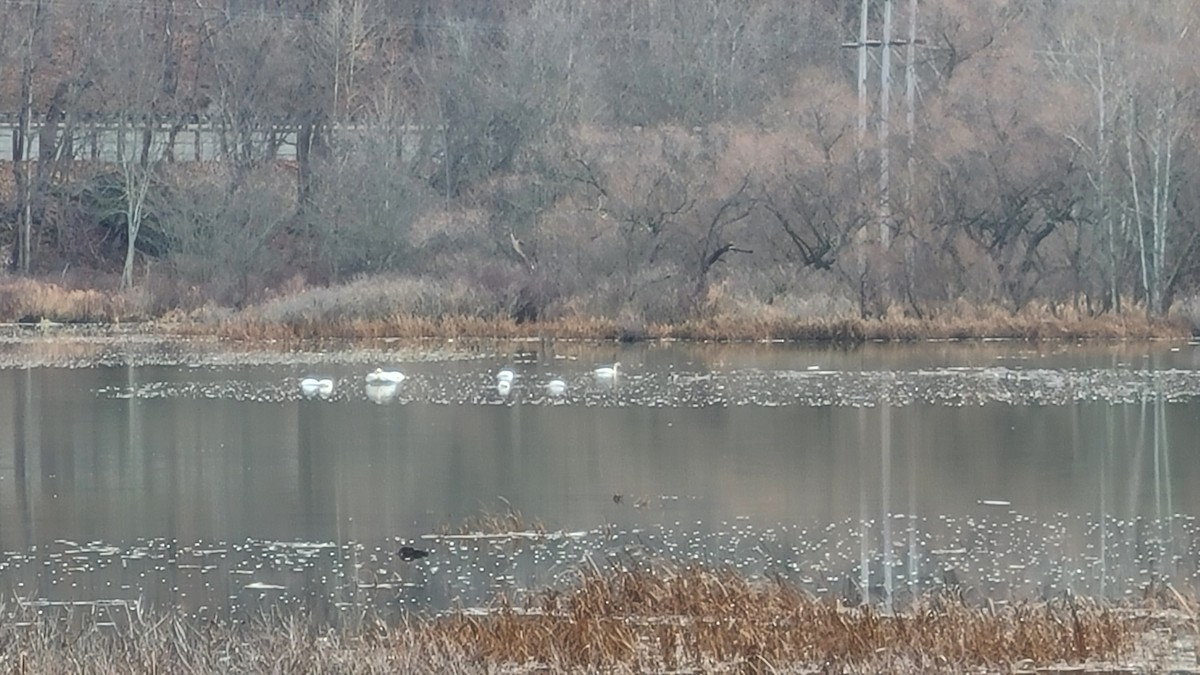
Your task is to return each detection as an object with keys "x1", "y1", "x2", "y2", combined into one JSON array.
[{"x1": 1, "y1": 336, "x2": 1199, "y2": 624}]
